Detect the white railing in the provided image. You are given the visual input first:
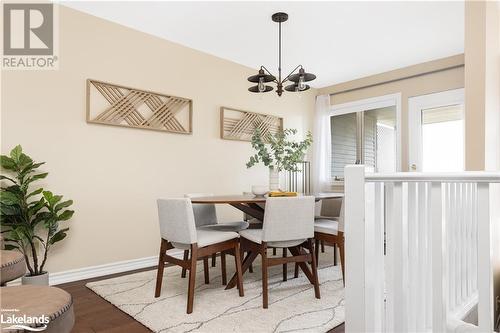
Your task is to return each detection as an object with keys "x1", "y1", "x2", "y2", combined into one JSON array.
[{"x1": 344, "y1": 165, "x2": 500, "y2": 333}]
